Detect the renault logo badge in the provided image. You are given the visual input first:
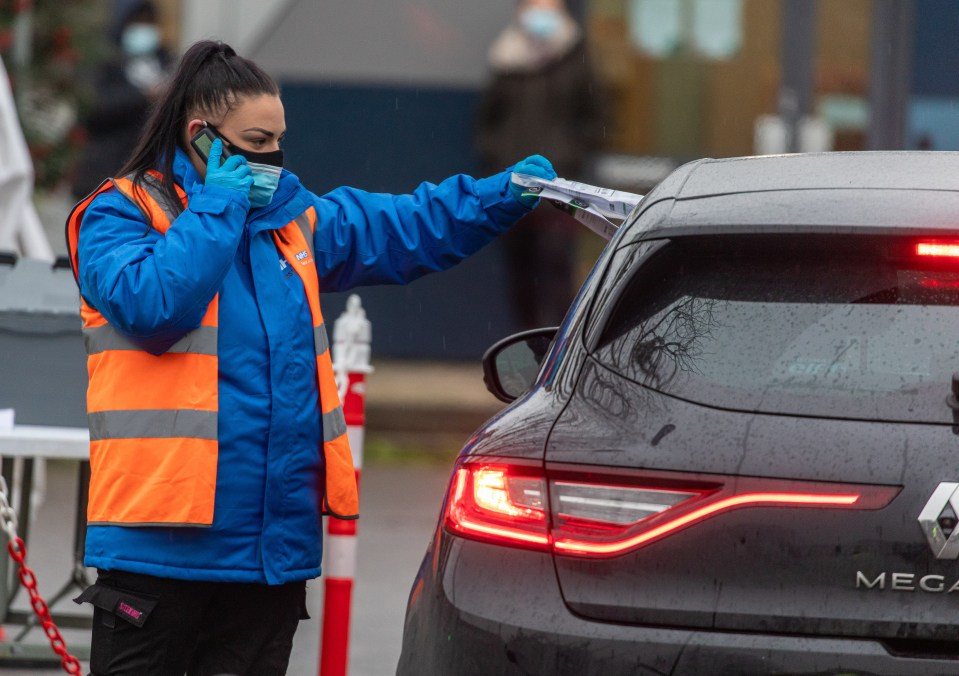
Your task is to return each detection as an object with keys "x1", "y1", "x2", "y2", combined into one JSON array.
[{"x1": 919, "y1": 482, "x2": 959, "y2": 559}]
